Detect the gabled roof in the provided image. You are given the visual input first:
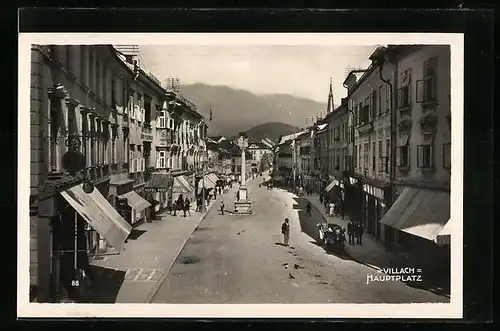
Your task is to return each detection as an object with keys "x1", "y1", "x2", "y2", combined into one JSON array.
[
  {"x1": 316, "y1": 123, "x2": 328, "y2": 131},
  {"x1": 278, "y1": 130, "x2": 307, "y2": 145},
  {"x1": 260, "y1": 137, "x2": 276, "y2": 148},
  {"x1": 294, "y1": 130, "x2": 311, "y2": 141},
  {"x1": 248, "y1": 142, "x2": 272, "y2": 150}
]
